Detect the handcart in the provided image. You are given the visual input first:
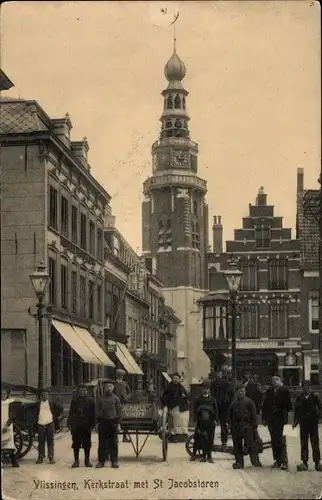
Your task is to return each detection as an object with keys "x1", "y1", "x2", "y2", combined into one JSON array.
[{"x1": 90, "y1": 379, "x2": 170, "y2": 461}]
